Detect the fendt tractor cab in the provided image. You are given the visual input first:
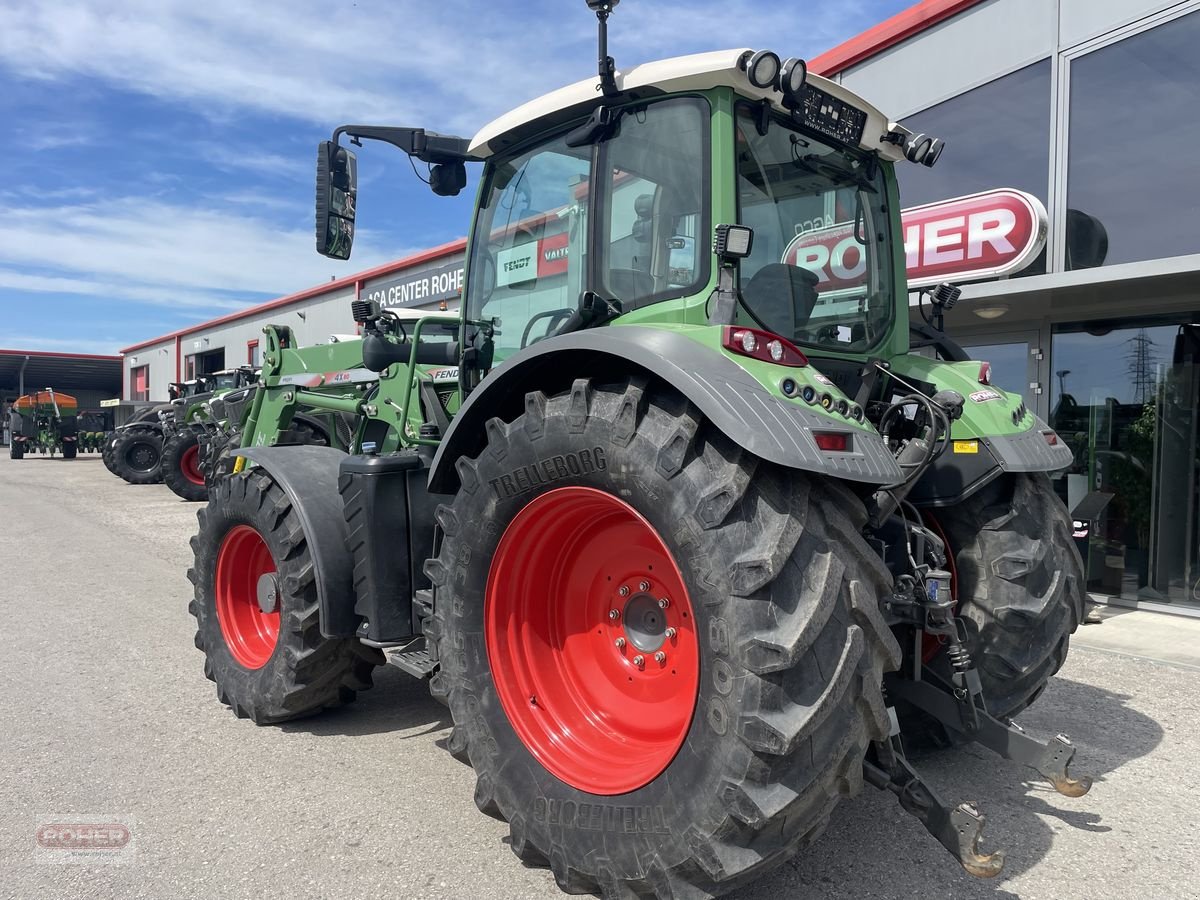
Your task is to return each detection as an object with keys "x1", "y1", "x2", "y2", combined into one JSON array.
[{"x1": 190, "y1": 4, "x2": 1091, "y2": 897}]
